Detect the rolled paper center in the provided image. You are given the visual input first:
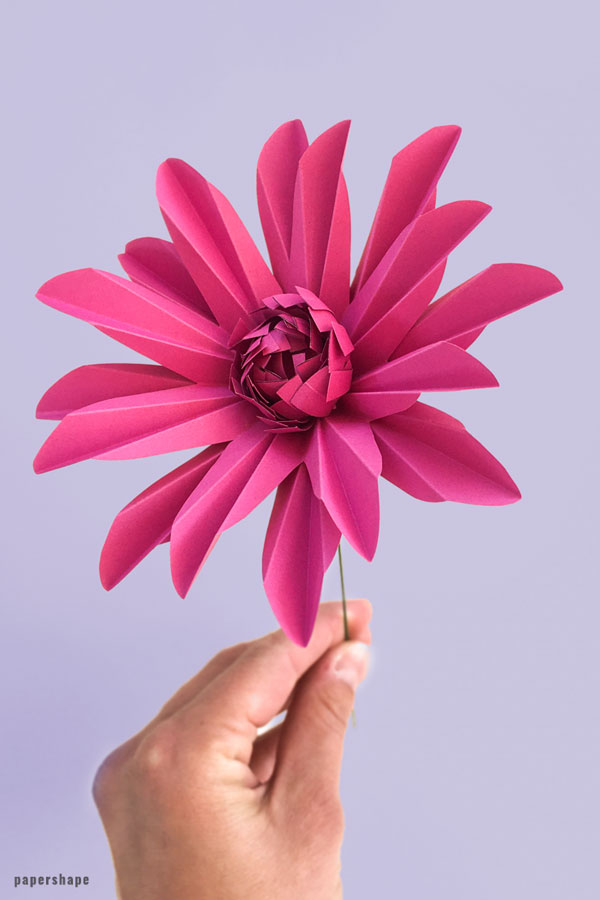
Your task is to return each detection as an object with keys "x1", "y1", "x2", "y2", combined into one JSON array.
[{"x1": 230, "y1": 289, "x2": 353, "y2": 429}]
